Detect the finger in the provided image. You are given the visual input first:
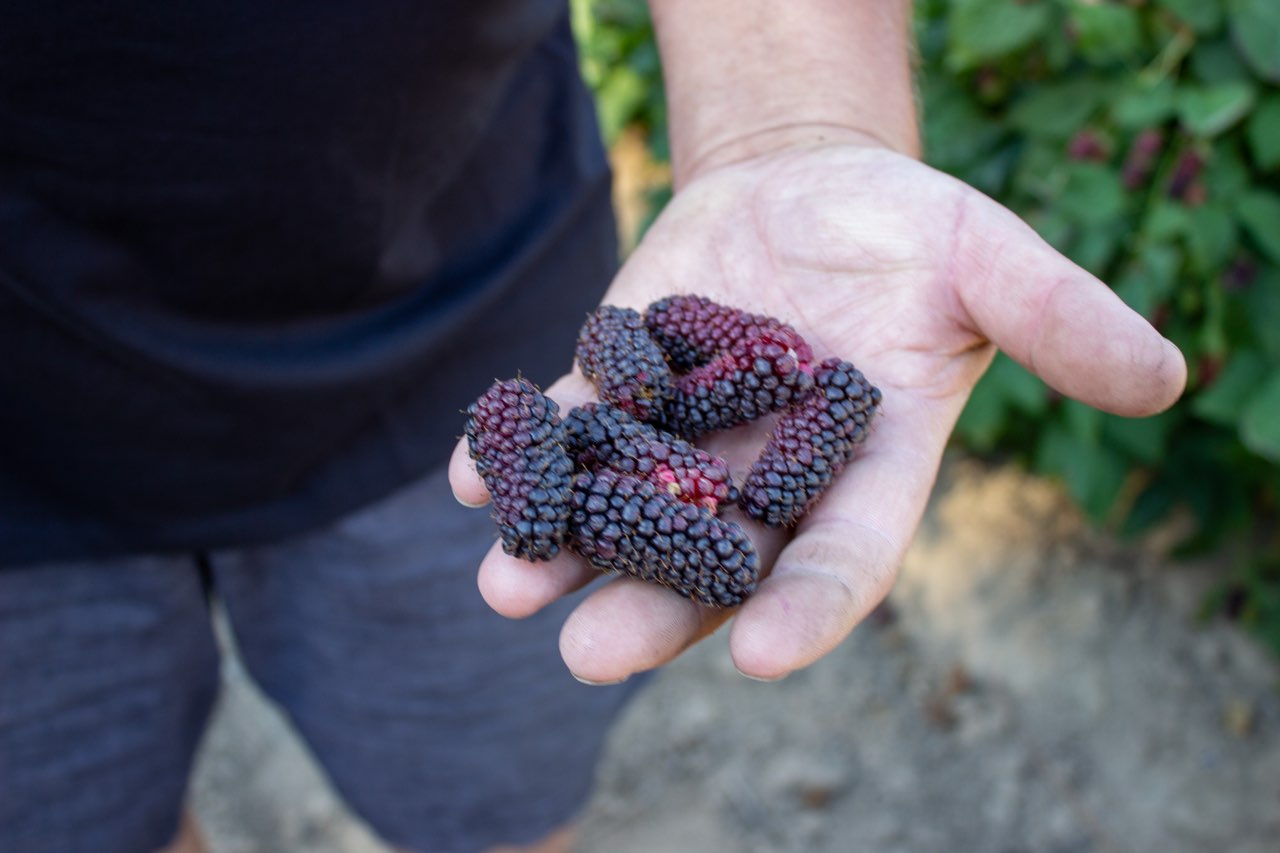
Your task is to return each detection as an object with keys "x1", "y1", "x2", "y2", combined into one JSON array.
[
  {"x1": 465, "y1": 371, "x2": 608, "y2": 617},
  {"x1": 729, "y1": 392, "x2": 951, "y2": 680},
  {"x1": 476, "y1": 539, "x2": 599, "y2": 618},
  {"x1": 447, "y1": 372, "x2": 600, "y2": 509},
  {"x1": 558, "y1": 507, "x2": 787, "y2": 683},
  {"x1": 558, "y1": 577, "x2": 733, "y2": 684},
  {"x1": 953, "y1": 194, "x2": 1186, "y2": 417},
  {"x1": 449, "y1": 438, "x2": 490, "y2": 508}
]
